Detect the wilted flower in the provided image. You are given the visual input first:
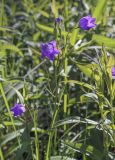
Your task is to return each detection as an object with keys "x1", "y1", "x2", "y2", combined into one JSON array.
[
  {"x1": 10, "y1": 103, "x2": 25, "y2": 117},
  {"x1": 55, "y1": 17, "x2": 62, "y2": 23},
  {"x1": 41, "y1": 40, "x2": 59, "y2": 61},
  {"x1": 79, "y1": 15, "x2": 96, "y2": 30},
  {"x1": 112, "y1": 67, "x2": 115, "y2": 79}
]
